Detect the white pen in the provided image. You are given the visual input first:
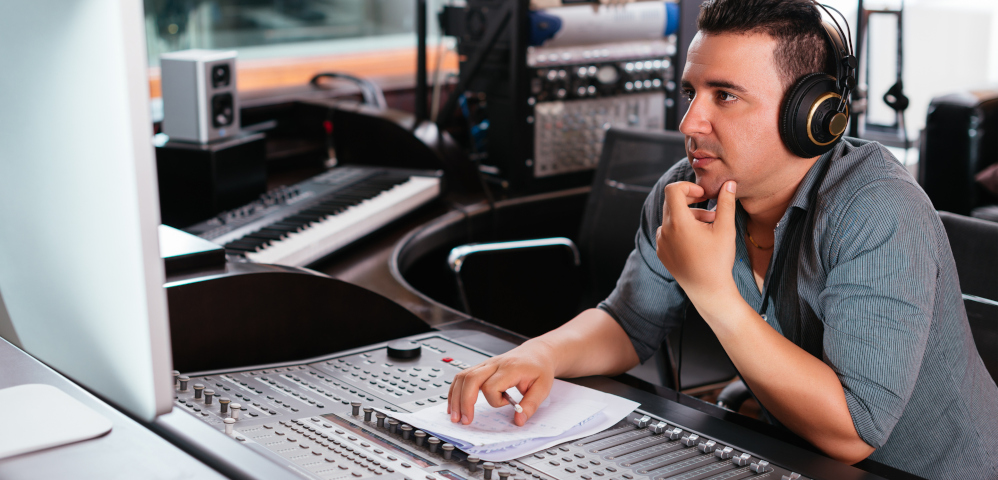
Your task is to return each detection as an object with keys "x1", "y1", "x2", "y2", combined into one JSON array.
[{"x1": 501, "y1": 391, "x2": 523, "y2": 413}]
